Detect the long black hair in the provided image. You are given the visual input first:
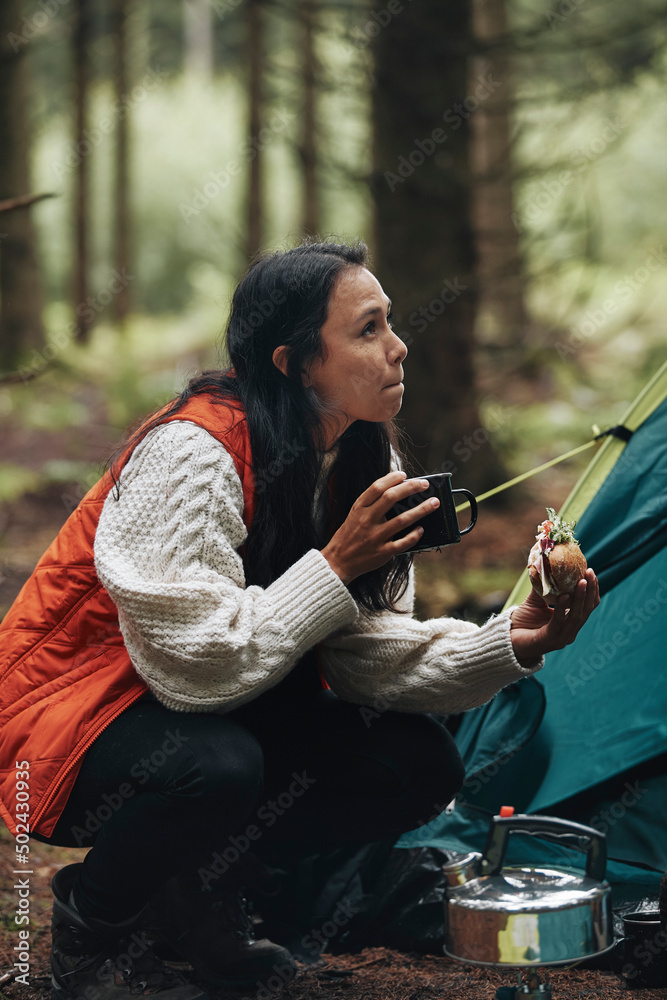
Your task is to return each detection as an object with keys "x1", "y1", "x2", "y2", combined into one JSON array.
[{"x1": 111, "y1": 239, "x2": 412, "y2": 613}]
